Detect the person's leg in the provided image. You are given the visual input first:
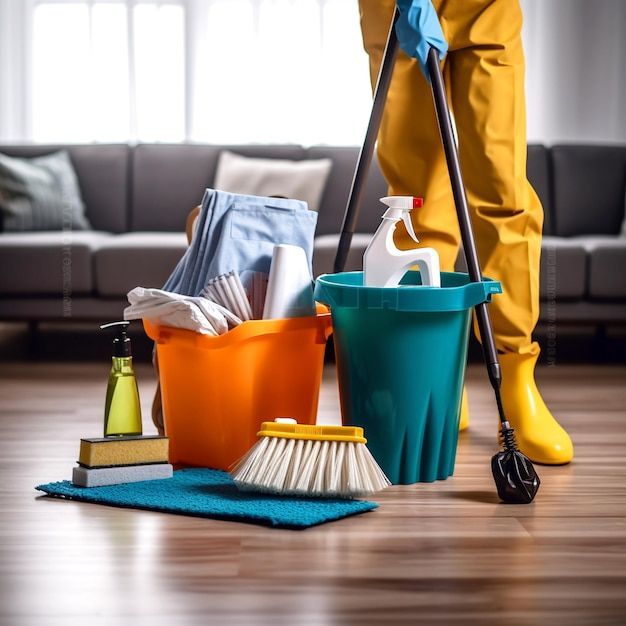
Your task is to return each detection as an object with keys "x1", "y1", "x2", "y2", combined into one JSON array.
[
  {"x1": 444, "y1": 0, "x2": 540, "y2": 357},
  {"x1": 359, "y1": 0, "x2": 470, "y2": 428},
  {"x1": 358, "y1": 0, "x2": 460, "y2": 267},
  {"x1": 445, "y1": 0, "x2": 572, "y2": 463}
]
